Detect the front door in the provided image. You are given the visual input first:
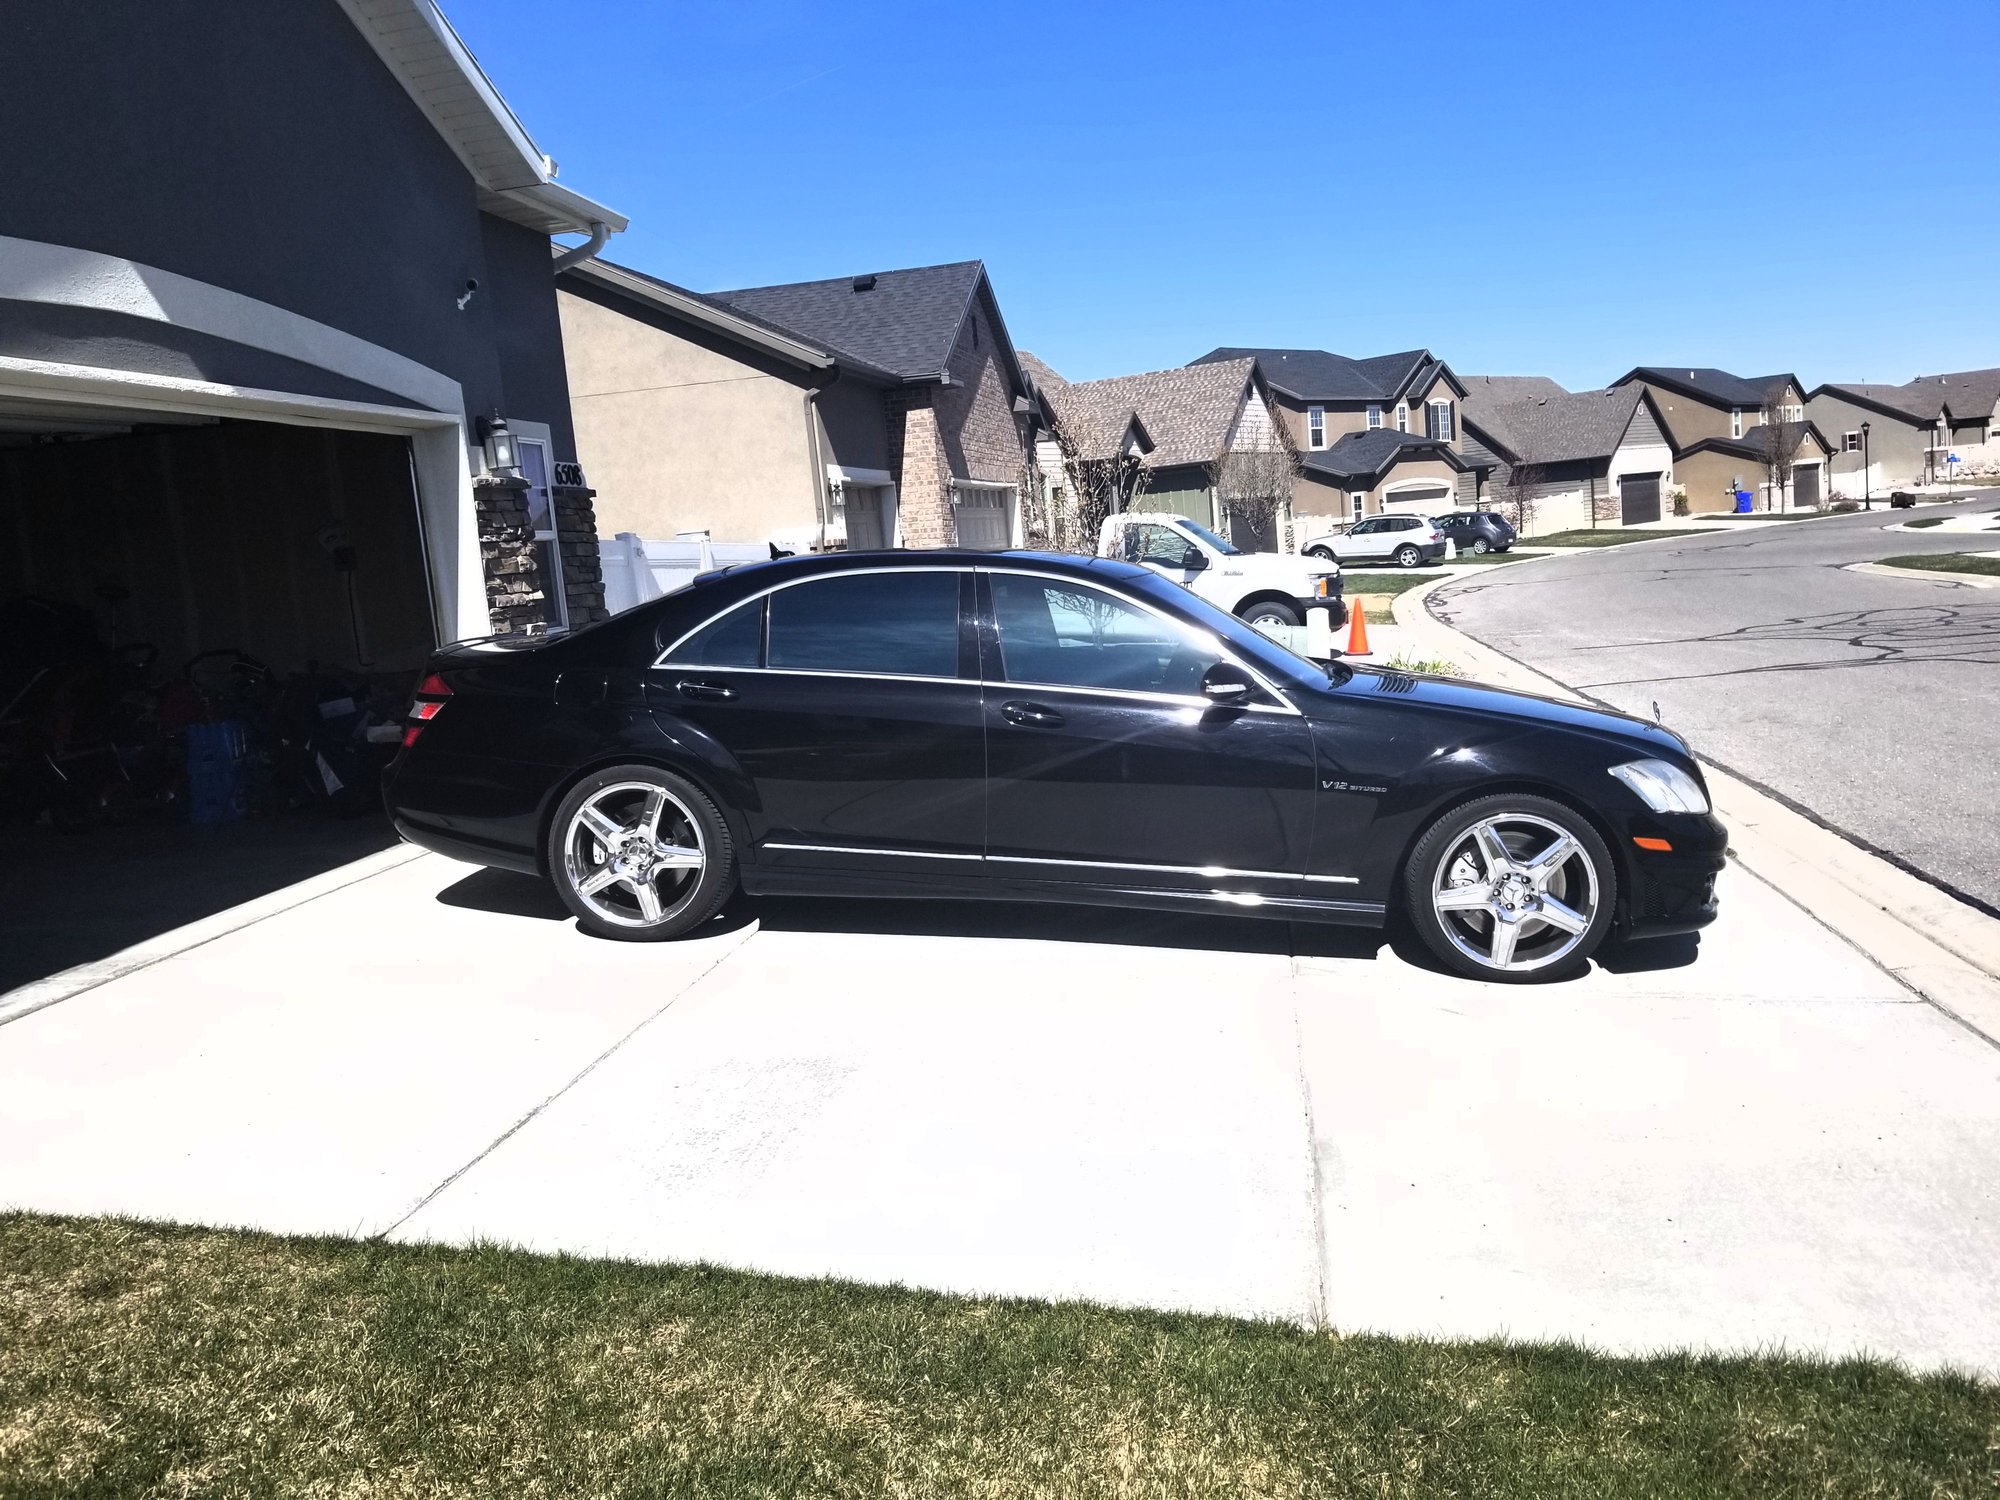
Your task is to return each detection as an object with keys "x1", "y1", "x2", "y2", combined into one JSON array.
[
  {"x1": 979, "y1": 569, "x2": 1316, "y2": 899},
  {"x1": 653, "y1": 568, "x2": 984, "y2": 877}
]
